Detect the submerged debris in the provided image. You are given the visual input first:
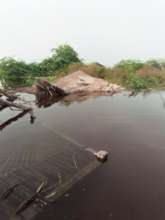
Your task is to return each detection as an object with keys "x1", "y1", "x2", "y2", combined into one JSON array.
[
  {"x1": 36, "y1": 180, "x2": 47, "y2": 194},
  {"x1": 15, "y1": 180, "x2": 47, "y2": 215},
  {"x1": 86, "y1": 148, "x2": 109, "y2": 163},
  {"x1": 0, "y1": 183, "x2": 21, "y2": 200},
  {"x1": 36, "y1": 79, "x2": 68, "y2": 97}
]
